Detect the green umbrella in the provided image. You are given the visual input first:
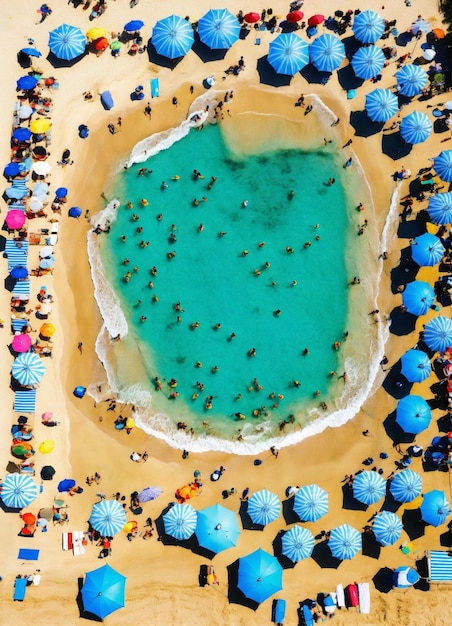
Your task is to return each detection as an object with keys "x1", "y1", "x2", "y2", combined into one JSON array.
[{"x1": 110, "y1": 40, "x2": 122, "y2": 50}]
